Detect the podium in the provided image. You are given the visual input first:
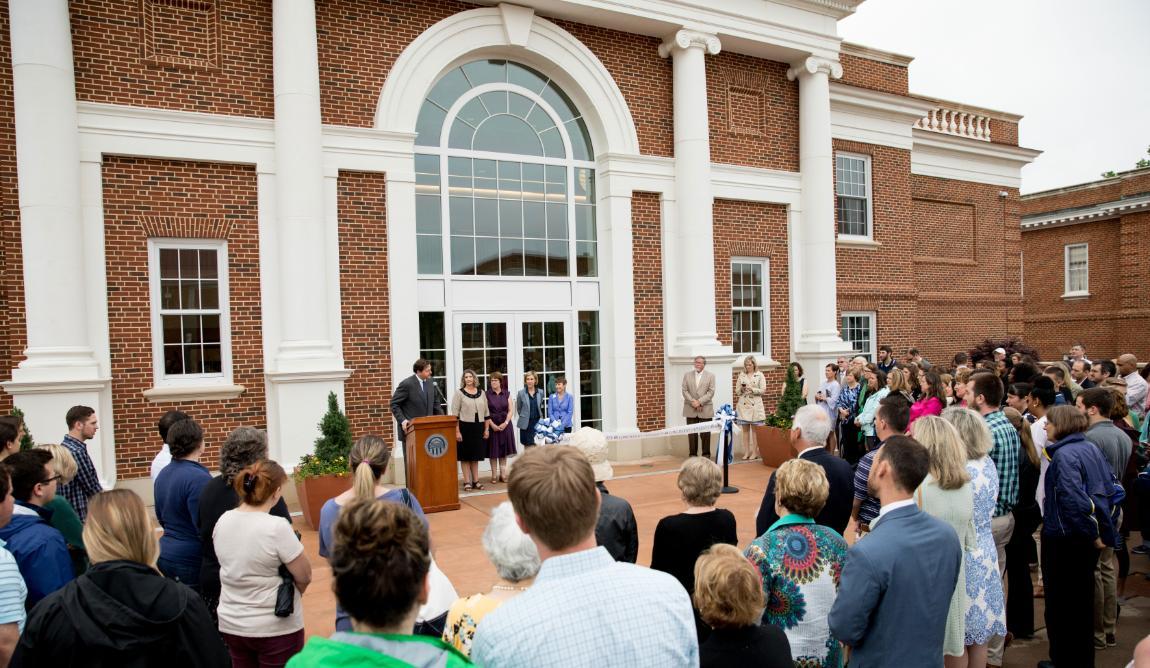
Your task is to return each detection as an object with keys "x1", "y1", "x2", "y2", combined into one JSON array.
[{"x1": 405, "y1": 415, "x2": 460, "y2": 513}]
